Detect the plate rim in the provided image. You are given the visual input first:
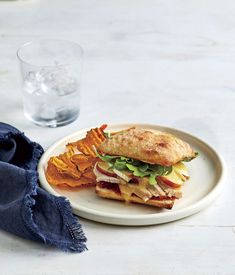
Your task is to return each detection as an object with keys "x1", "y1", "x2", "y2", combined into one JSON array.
[{"x1": 38, "y1": 123, "x2": 227, "y2": 225}]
